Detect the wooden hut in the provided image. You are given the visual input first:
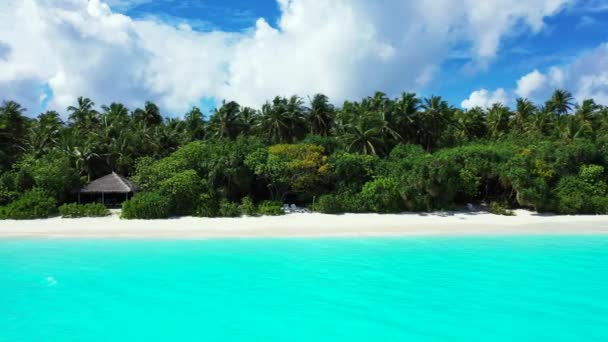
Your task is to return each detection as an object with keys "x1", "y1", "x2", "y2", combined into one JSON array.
[{"x1": 78, "y1": 172, "x2": 140, "y2": 206}]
